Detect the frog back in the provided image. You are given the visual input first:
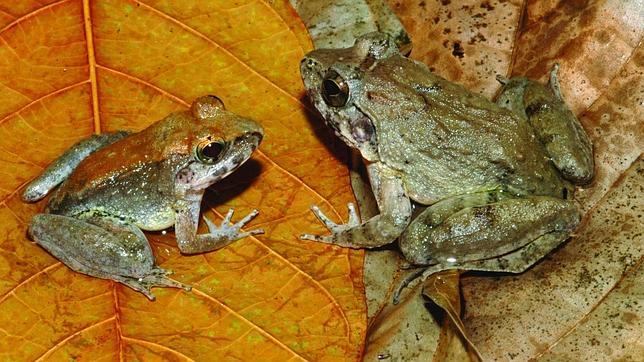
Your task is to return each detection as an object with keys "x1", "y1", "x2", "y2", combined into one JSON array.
[
  {"x1": 46, "y1": 113, "x2": 195, "y2": 220},
  {"x1": 362, "y1": 57, "x2": 567, "y2": 204}
]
